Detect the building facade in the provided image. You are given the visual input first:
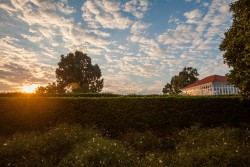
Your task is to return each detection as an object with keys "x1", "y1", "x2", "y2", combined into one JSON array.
[{"x1": 181, "y1": 75, "x2": 239, "y2": 96}]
